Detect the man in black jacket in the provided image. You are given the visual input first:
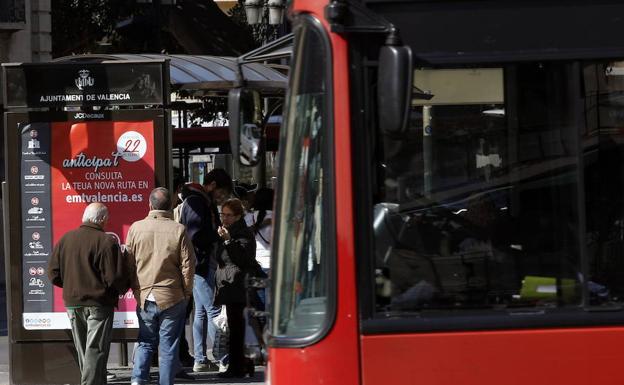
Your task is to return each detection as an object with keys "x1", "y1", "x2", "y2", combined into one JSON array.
[
  {"x1": 48, "y1": 202, "x2": 127, "y2": 385},
  {"x1": 179, "y1": 168, "x2": 232, "y2": 372}
]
